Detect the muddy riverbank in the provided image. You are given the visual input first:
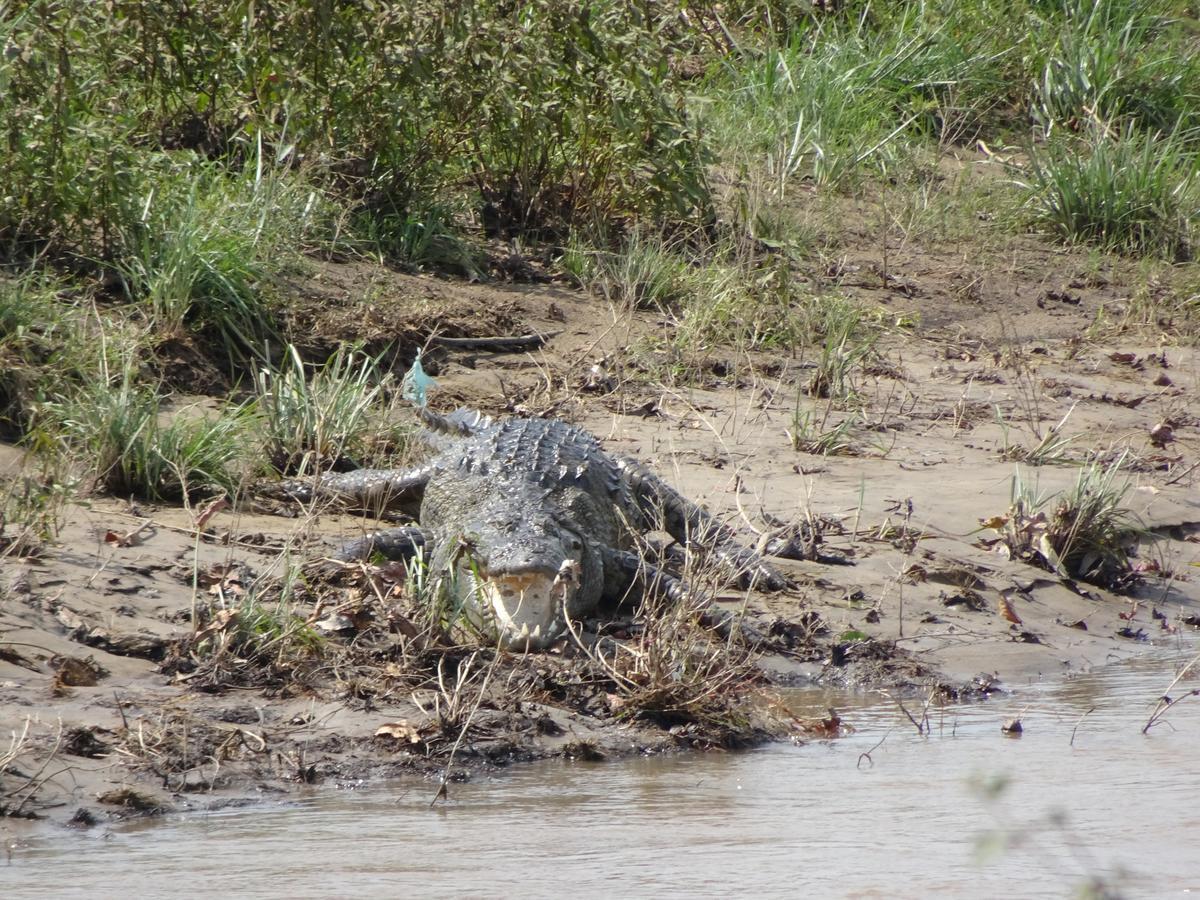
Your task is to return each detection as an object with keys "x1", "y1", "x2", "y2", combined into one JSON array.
[{"x1": 3, "y1": 260, "x2": 1200, "y2": 831}]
